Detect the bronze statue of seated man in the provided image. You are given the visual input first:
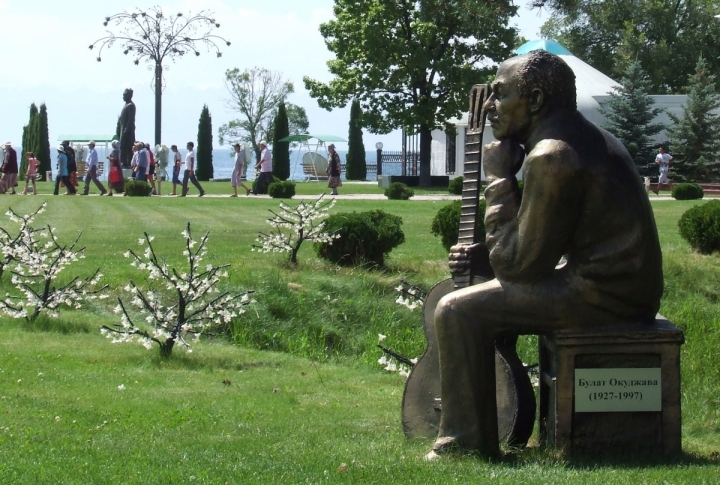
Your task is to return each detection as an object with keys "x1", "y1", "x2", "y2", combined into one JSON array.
[{"x1": 426, "y1": 50, "x2": 663, "y2": 460}]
